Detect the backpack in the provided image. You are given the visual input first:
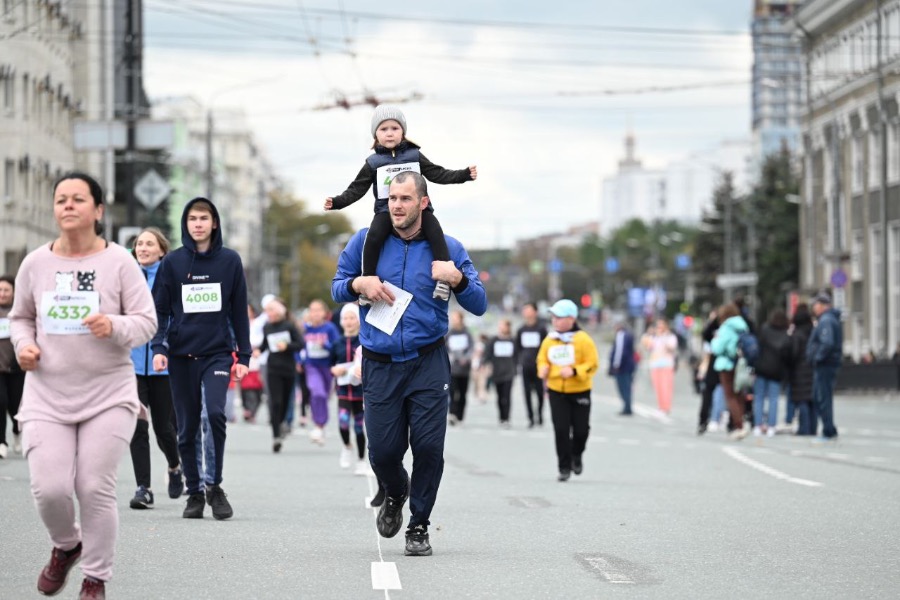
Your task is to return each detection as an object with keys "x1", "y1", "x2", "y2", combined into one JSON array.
[{"x1": 737, "y1": 331, "x2": 760, "y2": 368}]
